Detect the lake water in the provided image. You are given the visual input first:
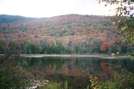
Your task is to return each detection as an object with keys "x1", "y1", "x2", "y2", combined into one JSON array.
[{"x1": 24, "y1": 57, "x2": 134, "y2": 89}]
